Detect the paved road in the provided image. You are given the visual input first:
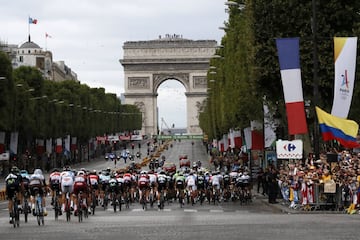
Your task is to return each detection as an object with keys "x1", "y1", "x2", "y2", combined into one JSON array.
[{"x1": 1, "y1": 140, "x2": 358, "y2": 239}]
